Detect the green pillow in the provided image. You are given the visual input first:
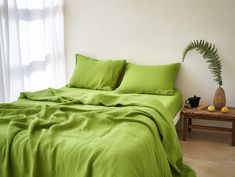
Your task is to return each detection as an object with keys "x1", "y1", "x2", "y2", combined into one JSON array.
[
  {"x1": 117, "y1": 63, "x2": 181, "y2": 95},
  {"x1": 69, "y1": 54, "x2": 126, "y2": 90}
]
